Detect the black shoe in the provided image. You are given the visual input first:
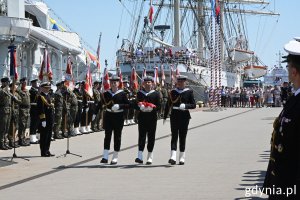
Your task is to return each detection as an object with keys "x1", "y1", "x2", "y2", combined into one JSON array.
[
  {"x1": 54, "y1": 135, "x2": 64, "y2": 139},
  {"x1": 110, "y1": 160, "x2": 117, "y2": 165},
  {"x1": 41, "y1": 153, "x2": 50, "y2": 157},
  {"x1": 47, "y1": 152, "x2": 55, "y2": 157},
  {"x1": 98, "y1": 128, "x2": 105, "y2": 131},
  {"x1": 0, "y1": 144, "x2": 8, "y2": 150},
  {"x1": 135, "y1": 158, "x2": 143, "y2": 164},
  {"x1": 4, "y1": 144, "x2": 12, "y2": 149},
  {"x1": 168, "y1": 159, "x2": 176, "y2": 165},
  {"x1": 179, "y1": 161, "x2": 185, "y2": 165},
  {"x1": 19, "y1": 140, "x2": 30, "y2": 146},
  {"x1": 100, "y1": 158, "x2": 108, "y2": 163},
  {"x1": 146, "y1": 161, "x2": 152, "y2": 165}
]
